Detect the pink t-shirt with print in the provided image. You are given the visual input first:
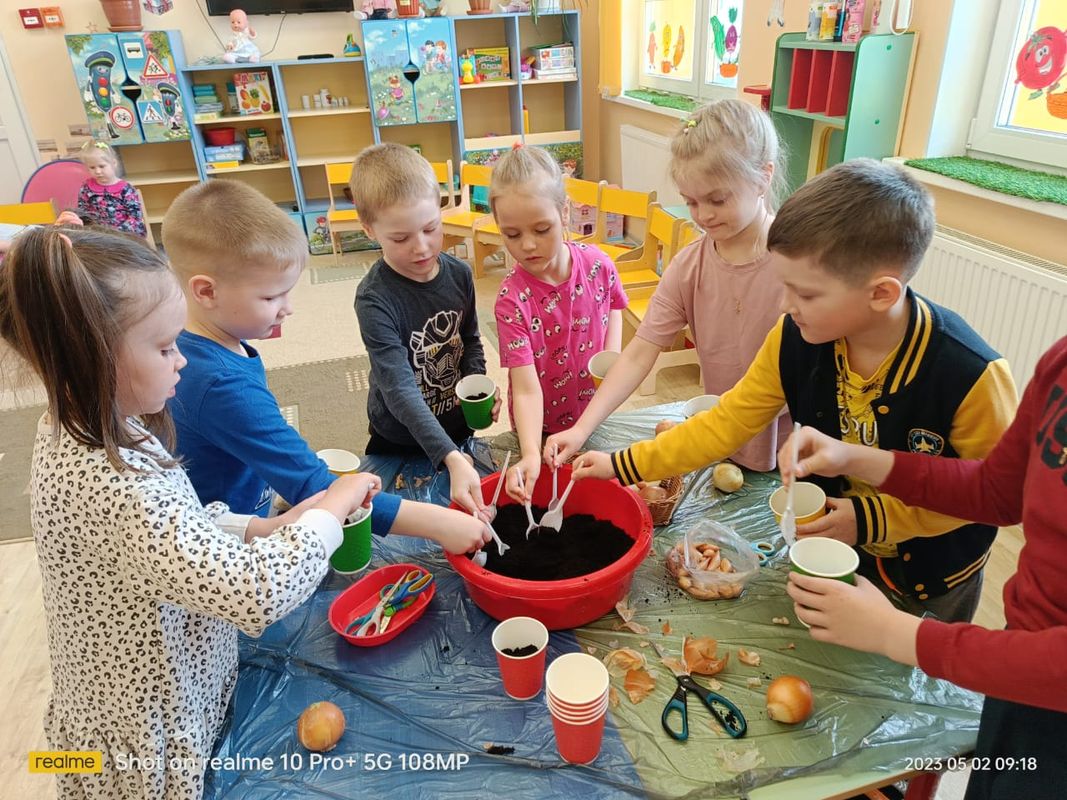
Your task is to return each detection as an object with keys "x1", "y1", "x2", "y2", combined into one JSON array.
[
  {"x1": 637, "y1": 235, "x2": 790, "y2": 472},
  {"x1": 496, "y1": 241, "x2": 628, "y2": 434}
]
